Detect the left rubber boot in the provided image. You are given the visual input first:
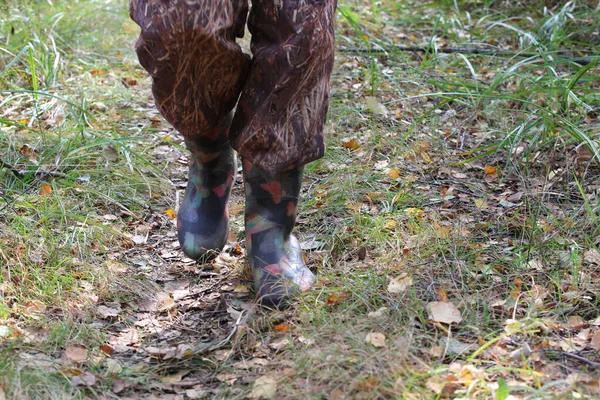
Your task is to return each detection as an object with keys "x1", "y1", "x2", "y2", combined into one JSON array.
[
  {"x1": 242, "y1": 160, "x2": 315, "y2": 307},
  {"x1": 177, "y1": 119, "x2": 236, "y2": 261}
]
